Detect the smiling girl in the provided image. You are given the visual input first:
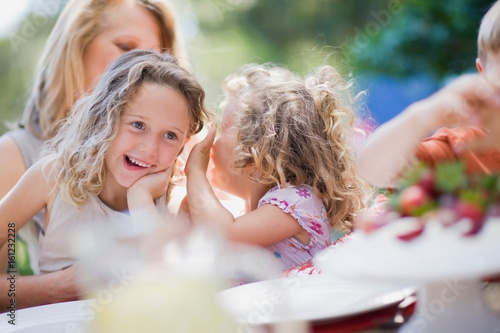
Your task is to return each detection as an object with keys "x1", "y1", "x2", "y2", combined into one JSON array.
[
  {"x1": 0, "y1": 0, "x2": 185, "y2": 280},
  {"x1": 0, "y1": 49, "x2": 210, "y2": 273}
]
